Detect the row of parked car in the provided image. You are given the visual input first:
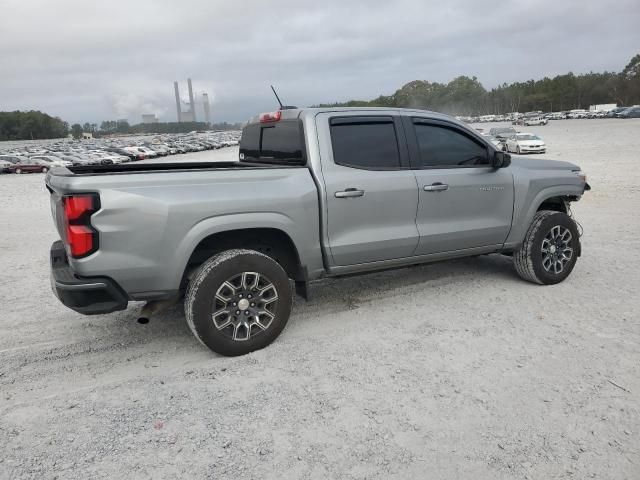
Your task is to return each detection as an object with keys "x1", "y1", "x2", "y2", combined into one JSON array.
[
  {"x1": 539, "y1": 106, "x2": 640, "y2": 120},
  {"x1": 0, "y1": 131, "x2": 240, "y2": 174},
  {"x1": 478, "y1": 127, "x2": 547, "y2": 155},
  {"x1": 460, "y1": 106, "x2": 640, "y2": 124}
]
